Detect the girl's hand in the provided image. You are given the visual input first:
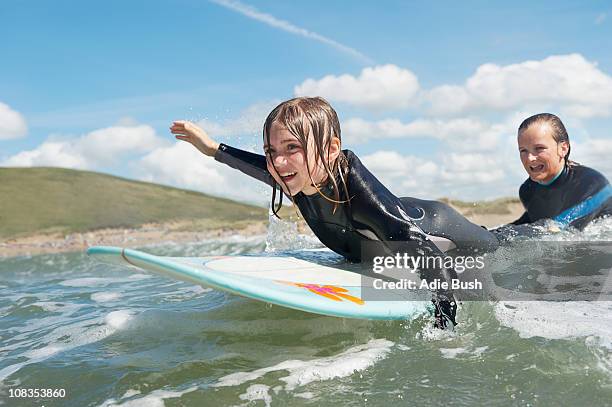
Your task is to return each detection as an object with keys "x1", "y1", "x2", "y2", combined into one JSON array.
[{"x1": 170, "y1": 120, "x2": 219, "y2": 157}]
